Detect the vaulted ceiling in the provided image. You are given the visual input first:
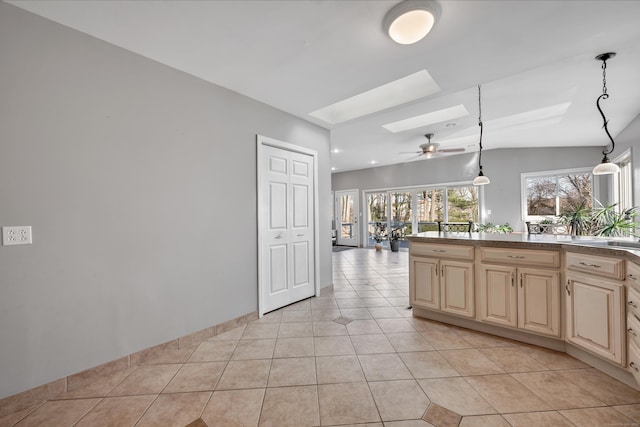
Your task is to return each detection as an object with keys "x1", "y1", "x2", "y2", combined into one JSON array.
[{"x1": 10, "y1": 0, "x2": 640, "y2": 172}]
